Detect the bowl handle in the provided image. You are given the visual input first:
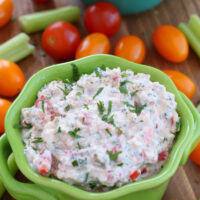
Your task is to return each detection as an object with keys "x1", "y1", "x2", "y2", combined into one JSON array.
[
  {"x1": 0, "y1": 134, "x2": 57, "y2": 200},
  {"x1": 179, "y1": 93, "x2": 200, "y2": 166},
  {"x1": 0, "y1": 134, "x2": 18, "y2": 198}
]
